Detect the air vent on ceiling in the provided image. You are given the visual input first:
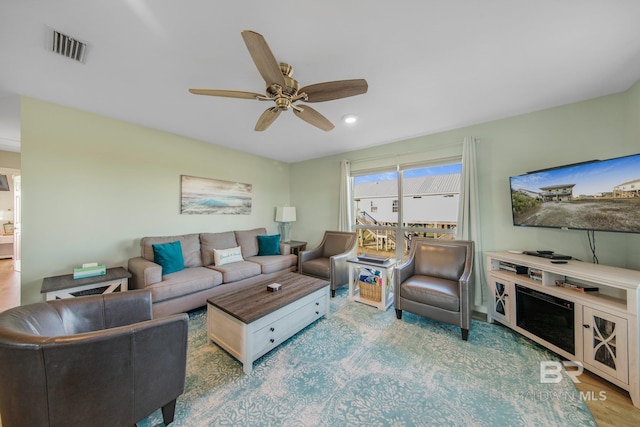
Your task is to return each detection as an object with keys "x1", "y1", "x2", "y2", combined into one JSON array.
[{"x1": 51, "y1": 30, "x2": 87, "y2": 63}]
